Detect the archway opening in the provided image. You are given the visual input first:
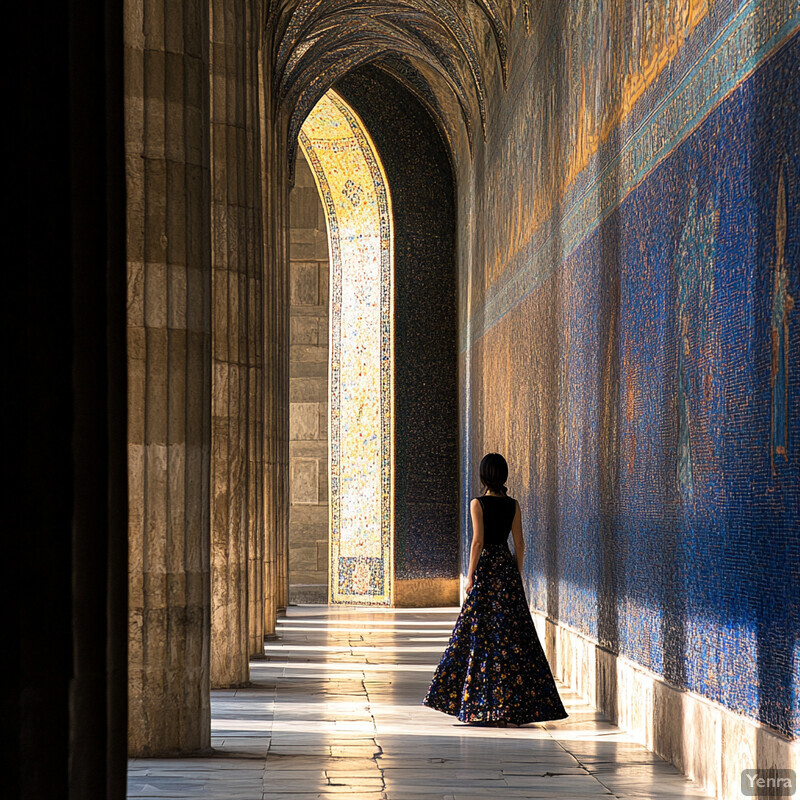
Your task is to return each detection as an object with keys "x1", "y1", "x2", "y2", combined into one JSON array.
[
  {"x1": 290, "y1": 90, "x2": 395, "y2": 605},
  {"x1": 287, "y1": 67, "x2": 460, "y2": 610}
]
